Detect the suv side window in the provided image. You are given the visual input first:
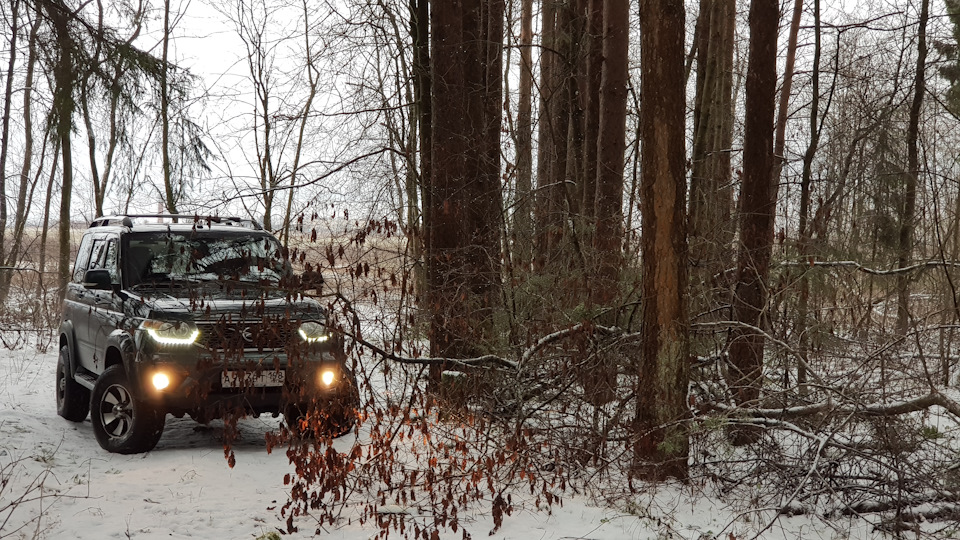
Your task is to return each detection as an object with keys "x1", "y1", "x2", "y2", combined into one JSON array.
[
  {"x1": 86, "y1": 237, "x2": 120, "y2": 284},
  {"x1": 88, "y1": 240, "x2": 107, "y2": 273},
  {"x1": 101, "y1": 239, "x2": 120, "y2": 284},
  {"x1": 72, "y1": 235, "x2": 95, "y2": 283}
]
